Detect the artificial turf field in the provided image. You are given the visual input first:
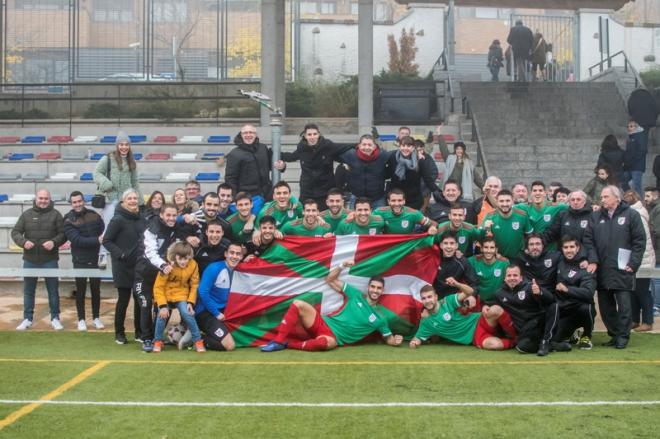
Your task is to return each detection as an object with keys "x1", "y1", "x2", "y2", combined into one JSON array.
[{"x1": 0, "y1": 331, "x2": 658, "y2": 438}]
